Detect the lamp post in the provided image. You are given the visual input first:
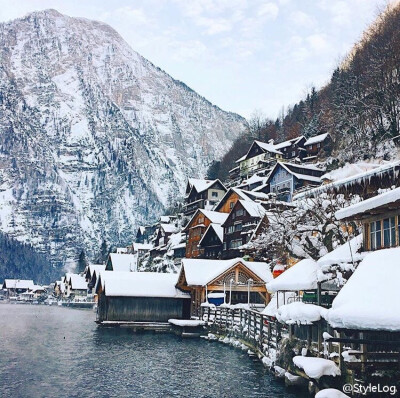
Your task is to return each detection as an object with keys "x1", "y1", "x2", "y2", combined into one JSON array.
[
  {"x1": 223, "y1": 281, "x2": 226, "y2": 305},
  {"x1": 247, "y1": 278, "x2": 253, "y2": 307},
  {"x1": 229, "y1": 278, "x2": 234, "y2": 305}
]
